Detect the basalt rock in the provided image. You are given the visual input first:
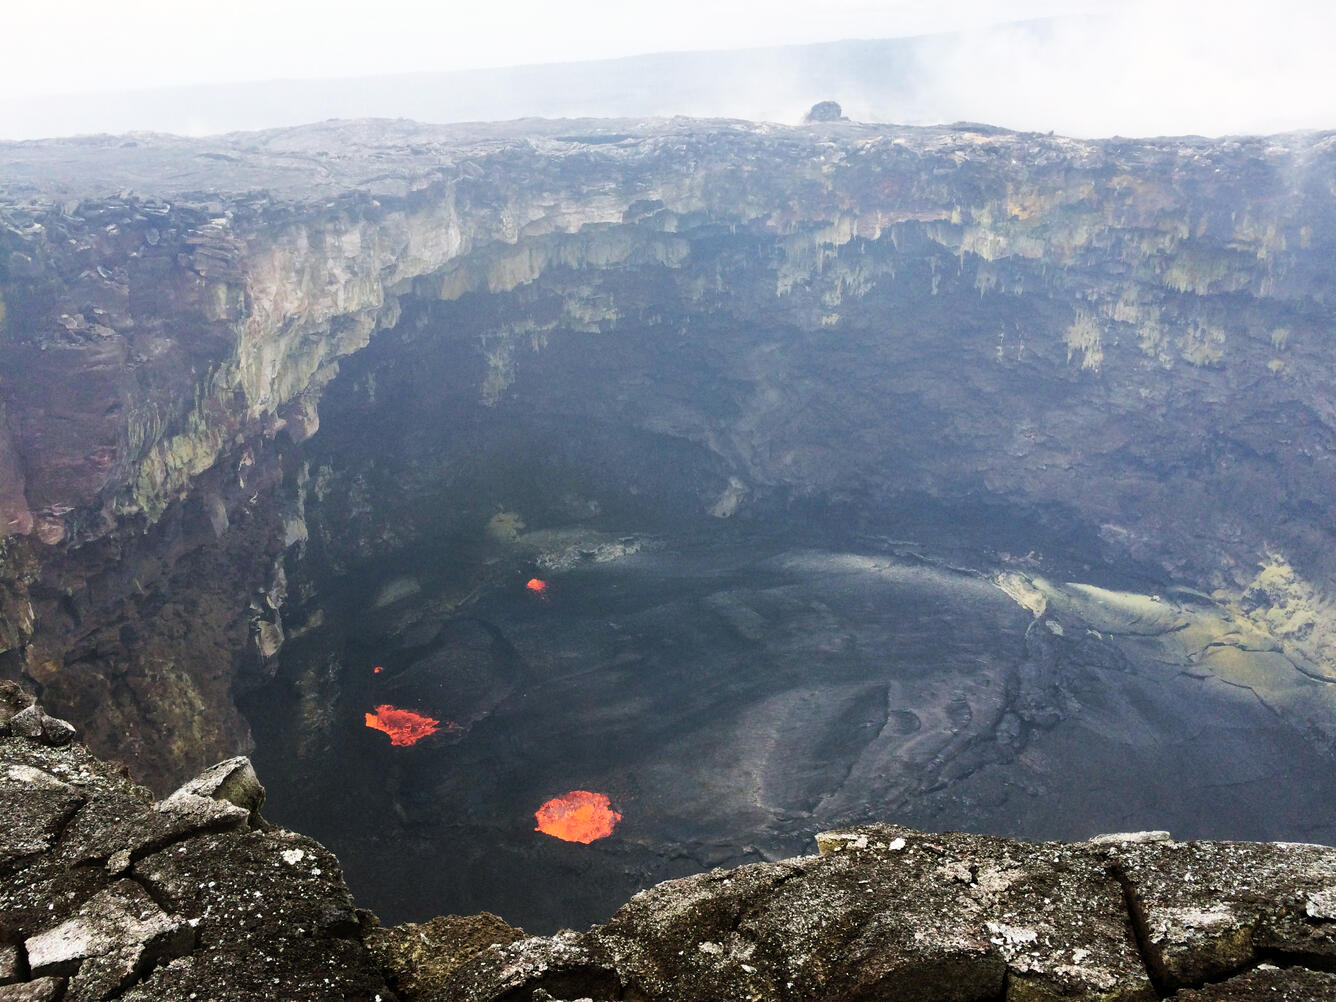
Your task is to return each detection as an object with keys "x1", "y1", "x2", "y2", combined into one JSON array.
[
  {"x1": 367, "y1": 915, "x2": 526, "y2": 1001},
  {"x1": 0, "y1": 692, "x2": 394, "y2": 1001},
  {"x1": 803, "y1": 100, "x2": 845, "y2": 122},
  {"x1": 1172, "y1": 966, "x2": 1336, "y2": 1001},
  {"x1": 434, "y1": 825, "x2": 1336, "y2": 1002}
]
